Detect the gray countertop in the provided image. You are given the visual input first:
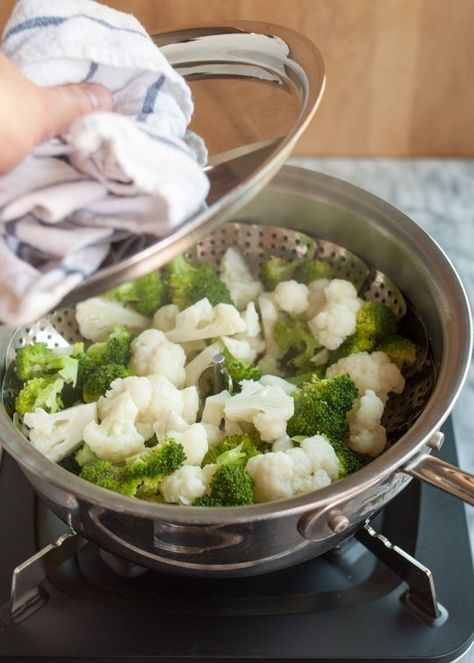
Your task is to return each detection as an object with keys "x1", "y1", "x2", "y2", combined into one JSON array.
[{"x1": 291, "y1": 158, "x2": 474, "y2": 552}]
